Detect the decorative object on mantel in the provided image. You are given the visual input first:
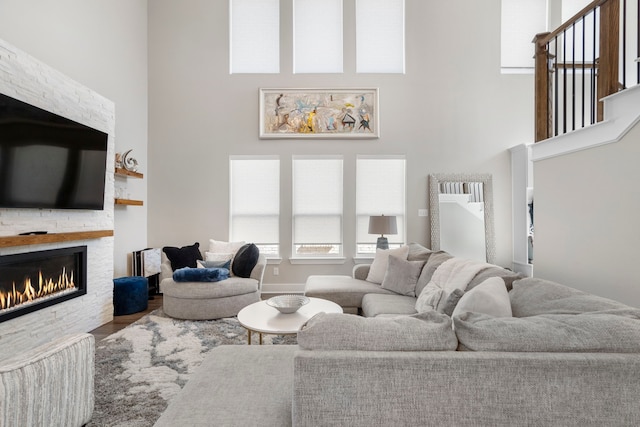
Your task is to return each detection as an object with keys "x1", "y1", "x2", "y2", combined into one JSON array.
[
  {"x1": 259, "y1": 88, "x2": 379, "y2": 139},
  {"x1": 368, "y1": 215, "x2": 398, "y2": 249},
  {"x1": 121, "y1": 149, "x2": 139, "y2": 172},
  {"x1": 115, "y1": 152, "x2": 123, "y2": 169}
]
